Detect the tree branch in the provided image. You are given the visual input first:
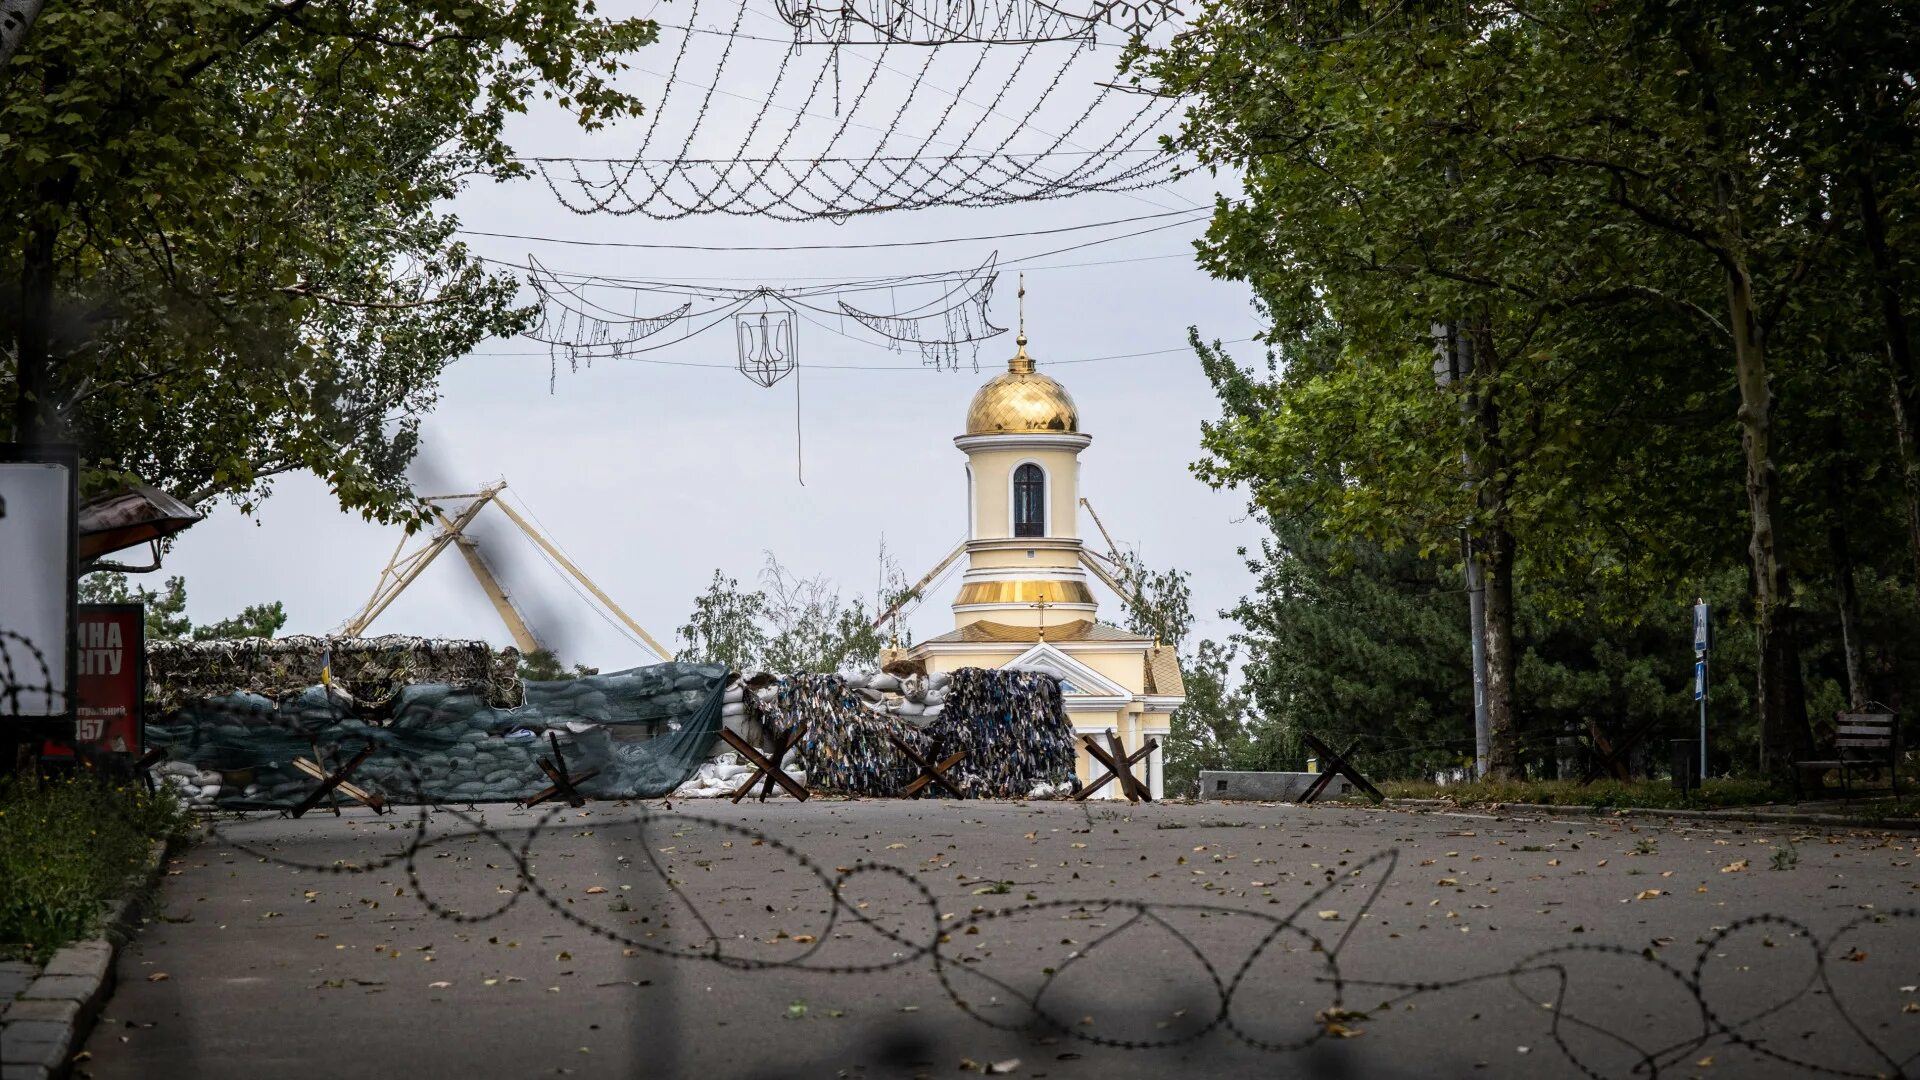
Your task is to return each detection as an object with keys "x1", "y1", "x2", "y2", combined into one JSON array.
[{"x1": 273, "y1": 282, "x2": 461, "y2": 310}]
